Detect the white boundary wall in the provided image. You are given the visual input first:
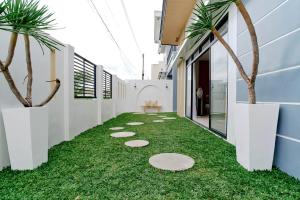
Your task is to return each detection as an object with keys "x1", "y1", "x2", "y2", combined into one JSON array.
[
  {"x1": 0, "y1": 31, "x2": 173, "y2": 170},
  {"x1": 126, "y1": 80, "x2": 173, "y2": 113}
]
